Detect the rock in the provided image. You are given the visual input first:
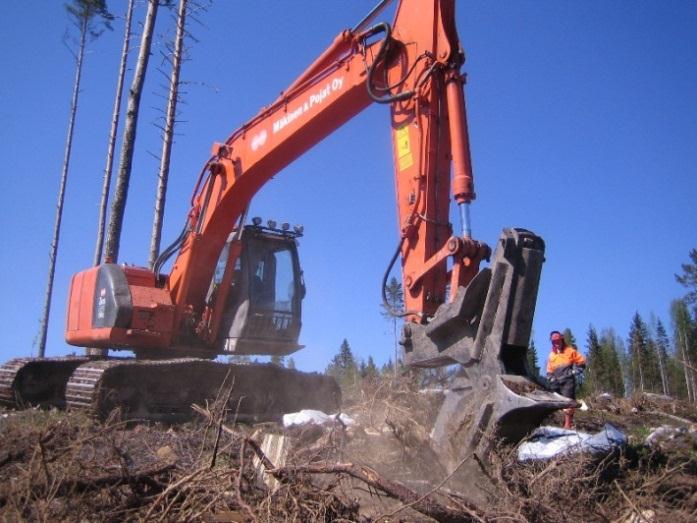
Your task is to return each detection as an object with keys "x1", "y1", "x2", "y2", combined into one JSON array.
[
  {"x1": 617, "y1": 509, "x2": 655, "y2": 523},
  {"x1": 643, "y1": 392, "x2": 673, "y2": 403},
  {"x1": 644, "y1": 425, "x2": 697, "y2": 452},
  {"x1": 156, "y1": 445, "x2": 178, "y2": 462}
]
